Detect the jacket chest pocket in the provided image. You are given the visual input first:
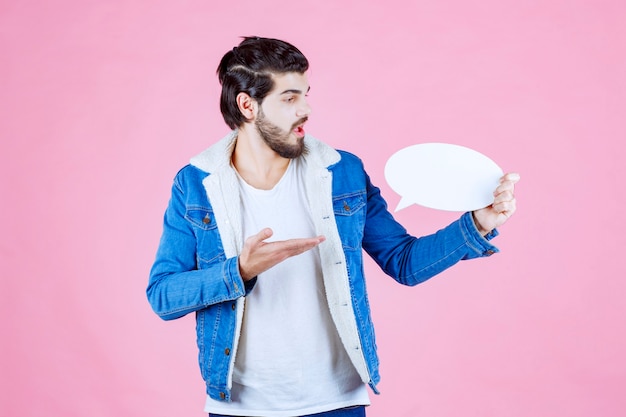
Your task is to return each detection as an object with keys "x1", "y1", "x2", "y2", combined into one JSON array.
[
  {"x1": 185, "y1": 206, "x2": 226, "y2": 266},
  {"x1": 333, "y1": 192, "x2": 366, "y2": 250}
]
